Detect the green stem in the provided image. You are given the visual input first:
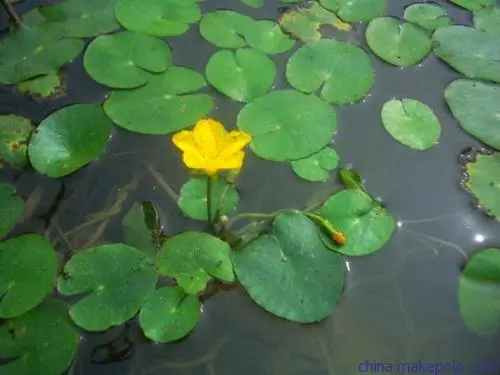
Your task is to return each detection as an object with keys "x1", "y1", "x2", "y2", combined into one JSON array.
[
  {"x1": 226, "y1": 208, "x2": 296, "y2": 229},
  {"x1": 303, "y1": 212, "x2": 343, "y2": 240},
  {"x1": 206, "y1": 175, "x2": 213, "y2": 224}
]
